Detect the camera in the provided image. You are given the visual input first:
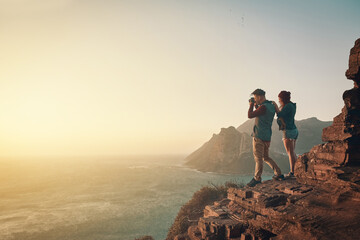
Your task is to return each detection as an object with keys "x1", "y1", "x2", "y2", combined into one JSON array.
[{"x1": 249, "y1": 97, "x2": 255, "y2": 103}]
